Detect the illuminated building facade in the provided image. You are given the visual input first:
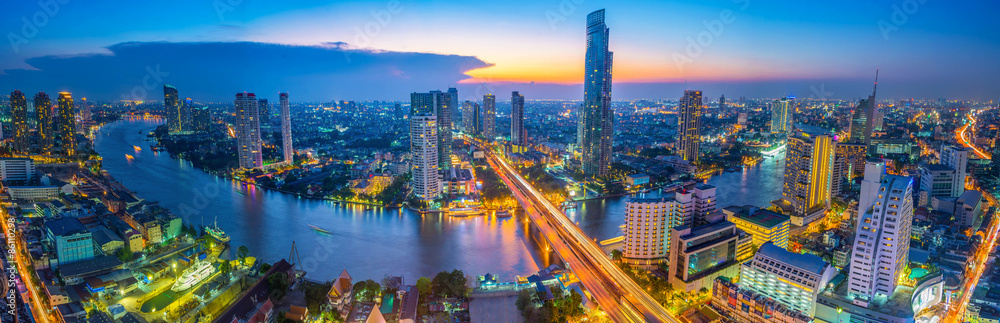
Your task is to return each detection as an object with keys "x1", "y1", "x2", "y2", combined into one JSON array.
[
  {"x1": 848, "y1": 169, "x2": 913, "y2": 304},
  {"x1": 411, "y1": 91, "x2": 453, "y2": 167},
  {"x1": 163, "y1": 84, "x2": 182, "y2": 133},
  {"x1": 410, "y1": 113, "x2": 439, "y2": 202},
  {"x1": 678, "y1": 90, "x2": 702, "y2": 164},
  {"x1": 35, "y1": 92, "x2": 54, "y2": 152},
  {"x1": 234, "y1": 92, "x2": 263, "y2": 169},
  {"x1": 770, "y1": 97, "x2": 793, "y2": 134},
  {"x1": 10, "y1": 91, "x2": 29, "y2": 153},
  {"x1": 774, "y1": 125, "x2": 836, "y2": 226},
  {"x1": 579, "y1": 9, "x2": 614, "y2": 176},
  {"x1": 668, "y1": 221, "x2": 751, "y2": 292},
  {"x1": 57, "y1": 92, "x2": 76, "y2": 156},
  {"x1": 741, "y1": 241, "x2": 838, "y2": 317},
  {"x1": 483, "y1": 94, "x2": 496, "y2": 142},
  {"x1": 511, "y1": 91, "x2": 526, "y2": 147},
  {"x1": 727, "y1": 208, "x2": 790, "y2": 250},
  {"x1": 280, "y1": 93, "x2": 293, "y2": 164}
]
